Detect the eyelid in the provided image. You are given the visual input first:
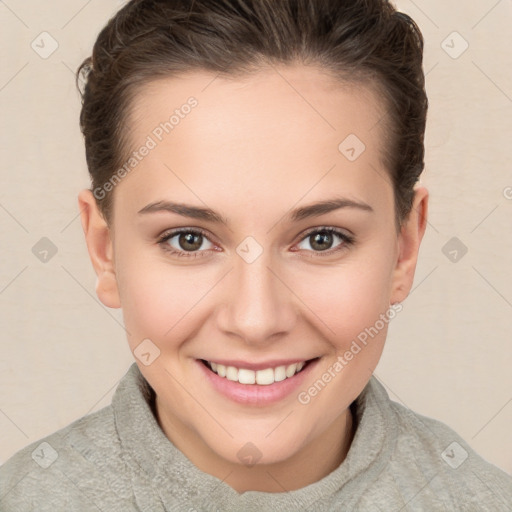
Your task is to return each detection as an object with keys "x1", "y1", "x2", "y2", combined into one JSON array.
[
  {"x1": 293, "y1": 226, "x2": 355, "y2": 257},
  {"x1": 157, "y1": 227, "x2": 218, "y2": 258},
  {"x1": 157, "y1": 226, "x2": 214, "y2": 243},
  {"x1": 157, "y1": 225, "x2": 355, "y2": 258},
  {"x1": 299, "y1": 225, "x2": 354, "y2": 240}
]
